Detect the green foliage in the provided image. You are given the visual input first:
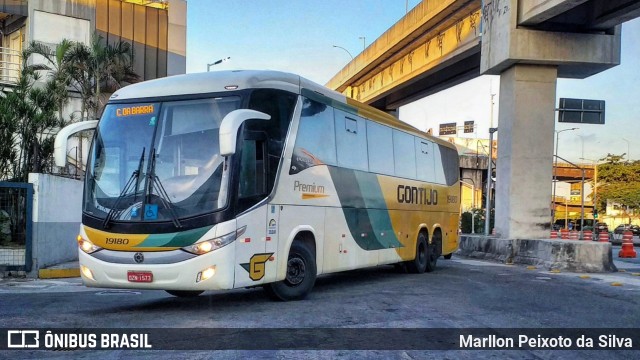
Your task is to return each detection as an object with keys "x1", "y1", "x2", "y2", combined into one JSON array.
[
  {"x1": 0, "y1": 55, "x2": 63, "y2": 181},
  {"x1": 0, "y1": 34, "x2": 139, "y2": 182},
  {"x1": 594, "y1": 154, "x2": 640, "y2": 212},
  {"x1": 460, "y1": 208, "x2": 491, "y2": 234}
]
